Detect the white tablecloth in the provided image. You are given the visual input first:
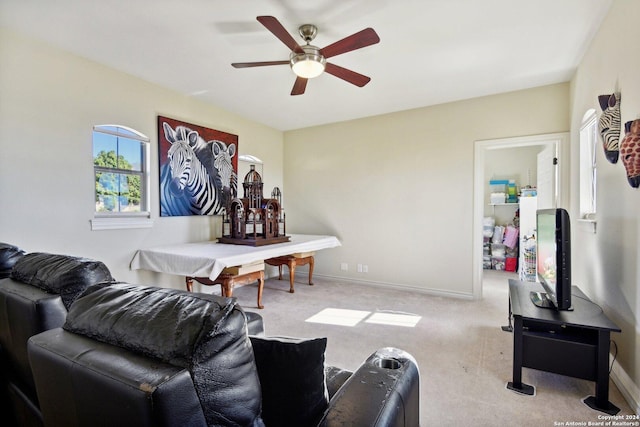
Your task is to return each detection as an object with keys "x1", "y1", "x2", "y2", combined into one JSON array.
[{"x1": 130, "y1": 234, "x2": 341, "y2": 280}]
